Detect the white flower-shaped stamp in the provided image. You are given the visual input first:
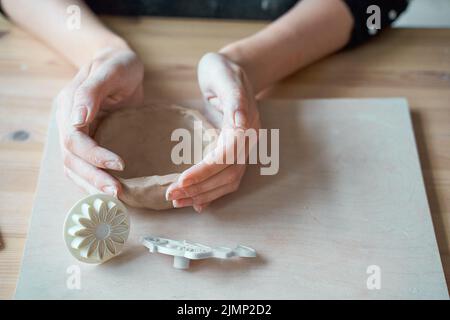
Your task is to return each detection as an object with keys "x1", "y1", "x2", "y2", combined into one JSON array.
[{"x1": 63, "y1": 194, "x2": 130, "y2": 264}]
